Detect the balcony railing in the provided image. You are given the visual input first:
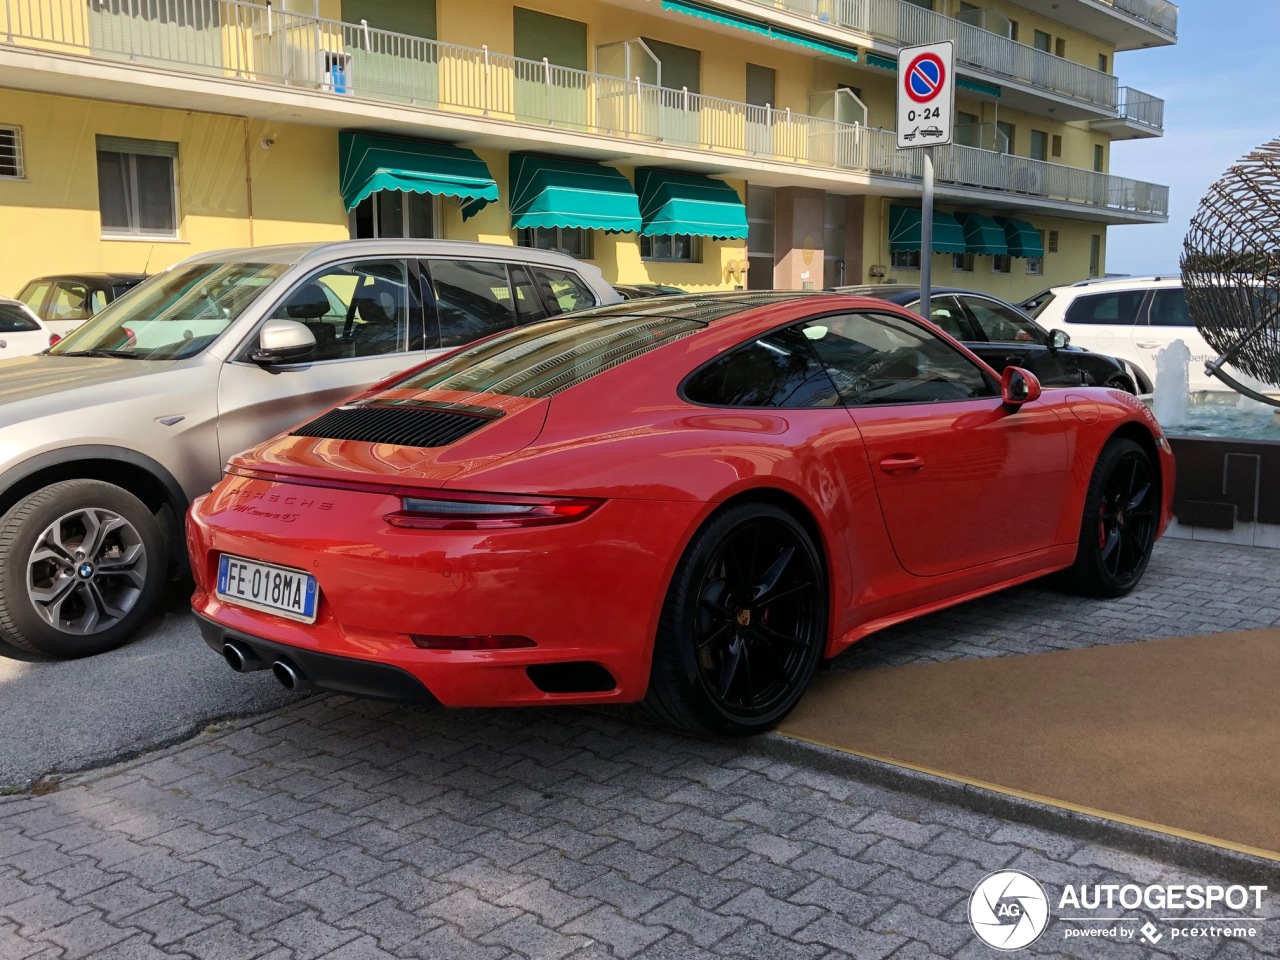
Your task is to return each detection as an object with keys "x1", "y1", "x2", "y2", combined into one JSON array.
[
  {"x1": 1096, "y1": 0, "x2": 1178, "y2": 37},
  {"x1": 733, "y1": 0, "x2": 1125, "y2": 111},
  {"x1": 0, "y1": 0, "x2": 1168, "y2": 218},
  {"x1": 1116, "y1": 86, "x2": 1164, "y2": 130}
]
